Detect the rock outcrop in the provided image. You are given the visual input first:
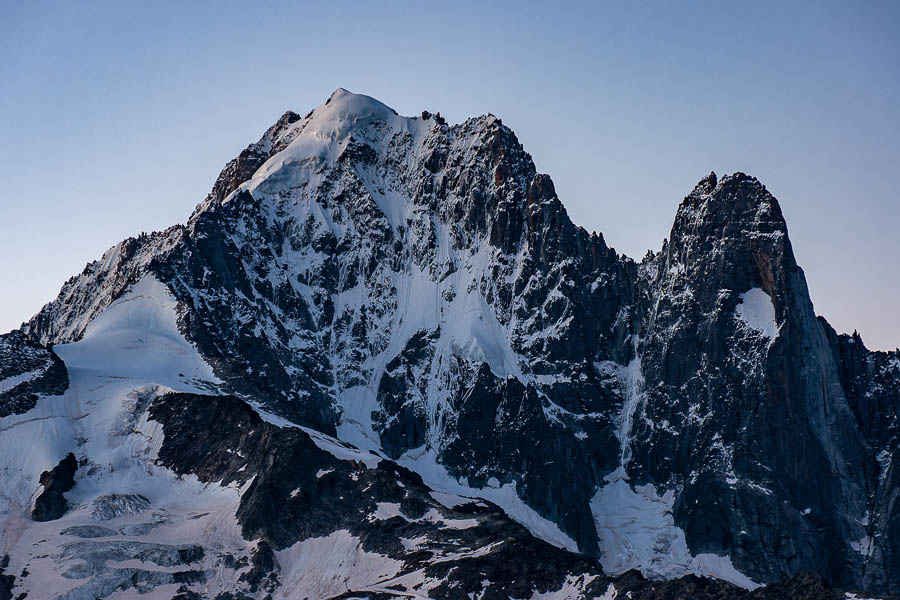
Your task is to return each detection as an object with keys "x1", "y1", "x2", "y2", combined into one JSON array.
[{"x1": 31, "y1": 453, "x2": 78, "y2": 522}]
